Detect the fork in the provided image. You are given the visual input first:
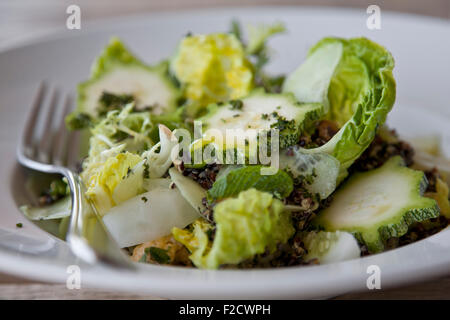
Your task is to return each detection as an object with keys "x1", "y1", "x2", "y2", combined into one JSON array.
[{"x1": 17, "y1": 83, "x2": 134, "y2": 269}]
